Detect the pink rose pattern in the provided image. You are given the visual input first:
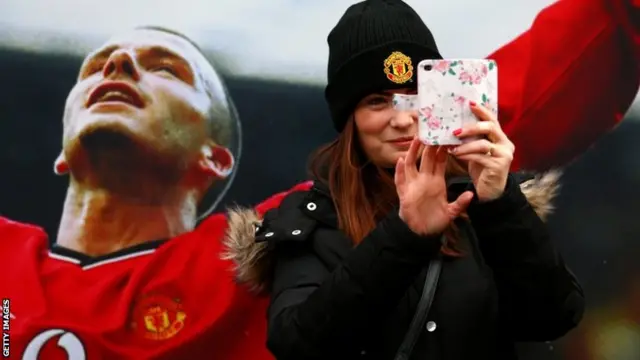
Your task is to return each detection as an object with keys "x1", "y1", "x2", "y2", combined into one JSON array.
[
  {"x1": 458, "y1": 63, "x2": 488, "y2": 85},
  {"x1": 418, "y1": 60, "x2": 497, "y2": 145},
  {"x1": 434, "y1": 60, "x2": 494, "y2": 86},
  {"x1": 432, "y1": 60, "x2": 452, "y2": 73},
  {"x1": 454, "y1": 95, "x2": 467, "y2": 106},
  {"x1": 420, "y1": 106, "x2": 441, "y2": 130}
]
